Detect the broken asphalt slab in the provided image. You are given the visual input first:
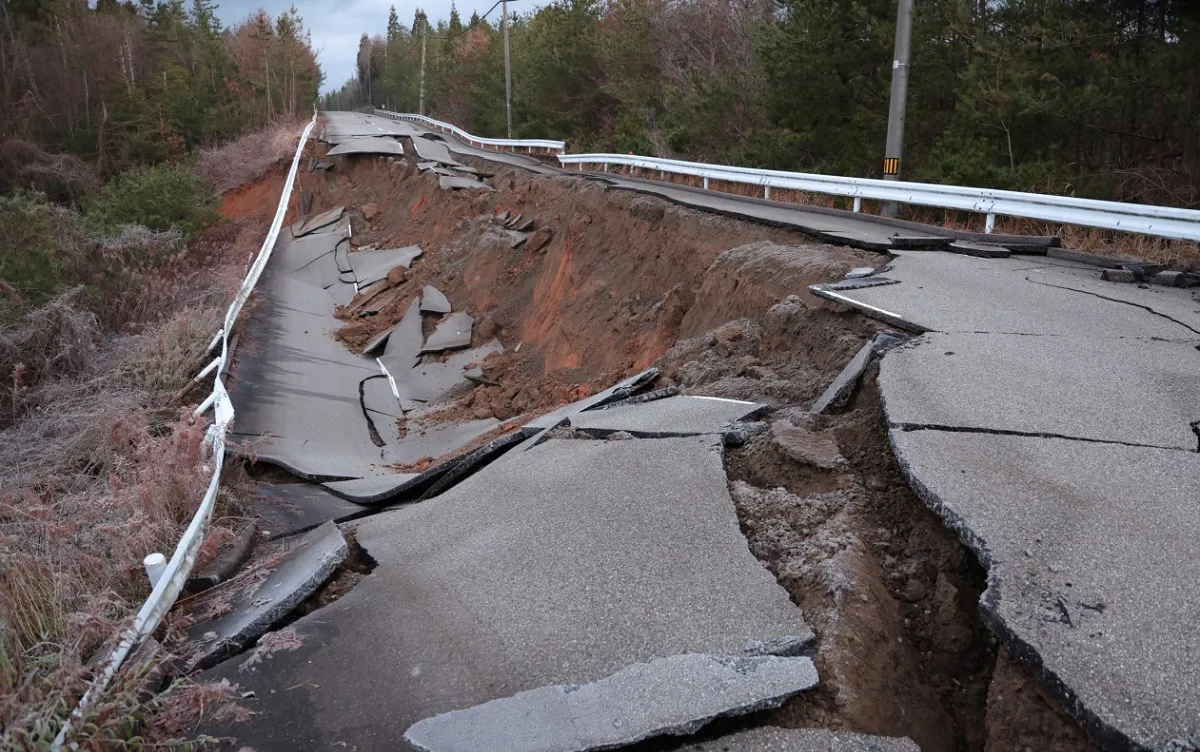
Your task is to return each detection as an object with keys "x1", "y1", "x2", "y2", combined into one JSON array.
[
  {"x1": 199, "y1": 435, "x2": 812, "y2": 750},
  {"x1": 809, "y1": 331, "x2": 906, "y2": 414},
  {"x1": 889, "y1": 428, "x2": 1200, "y2": 751},
  {"x1": 403, "y1": 653, "x2": 820, "y2": 752},
  {"x1": 395, "y1": 340, "x2": 504, "y2": 409},
  {"x1": 407, "y1": 132, "x2": 467, "y2": 167},
  {"x1": 523, "y1": 368, "x2": 660, "y2": 433},
  {"x1": 419, "y1": 284, "x2": 452, "y2": 314},
  {"x1": 438, "y1": 174, "x2": 494, "y2": 191},
  {"x1": 251, "y1": 484, "x2": 372, "y2": 540},
  {"x1": 421, "y1": 311, "x2": 475, "y2": 352},
  {"x1": 294, "y1": 206, "x2": 345, "y2": 237},
  {"x1": 567, "y1": 395, "x2": 767, "y2": 438},
  {"x1": 186, "y1": 521, "x2": 346, "y2": 672},
  {"x1": 879, "y1": 333, "x2": 1200, "y2": 450},
  {"x1": 680, "y1": 727, "x2": 920, "y2": 751},
  {"x1": 810, "y1": 250, "x2": 1200, "y2": 338},
  {"x1": 326, "y1": 136, "x2": 406, "y2": 157},
  {"x1": 377, "y1": 298, "x2": 425, "y2": 376},
  {"x1": 349, "y1": 245, "x2": 424, "y2": 288}
]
